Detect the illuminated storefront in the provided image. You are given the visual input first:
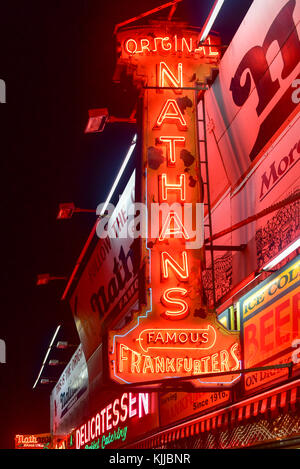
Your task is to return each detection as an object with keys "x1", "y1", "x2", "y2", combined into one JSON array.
[
  {"x1": 126, "y1": 257, "x2": 300, "y2": 449},
  {"x1": 72, "y1": 392, "x2": 158, "y2": 450},
  {"x1": 51, "y1": 0, "x2": 300, "y2": 450}
]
